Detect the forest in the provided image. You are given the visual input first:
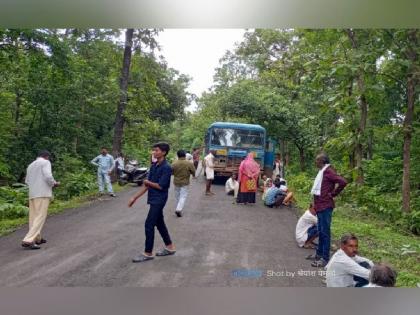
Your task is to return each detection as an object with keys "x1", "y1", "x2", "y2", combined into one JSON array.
[{"x1": 0, "y1": 29, "x2": 419, "y2": 286}]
